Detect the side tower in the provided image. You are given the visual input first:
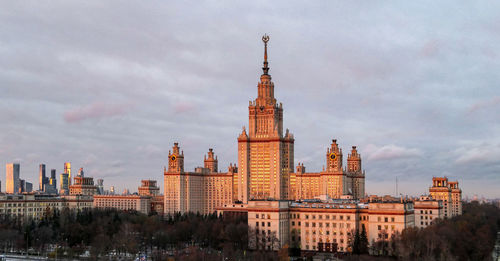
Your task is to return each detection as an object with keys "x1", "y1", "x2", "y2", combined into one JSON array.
[
  {"x1": 237, "y1": 35, "x2": 294, "y2": 203},
  {"x1": 204, "y1": 148, "x2": 218, "y2": 173},
  {"x1": 164, "y1": 143, "x2": 186, "y2": 214},
  {"x1": 321, "y1": 139, "x2": 346, "y2": 198},
  {"x1": 448, "y1": 181, "x2": 462, "y2": 216},
  {"x1": 347, "y1": 146, "x2": 365, "y2": 199},
  {"x1": 429, "y1": 177, "x2": 452, "y2": 218}
]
